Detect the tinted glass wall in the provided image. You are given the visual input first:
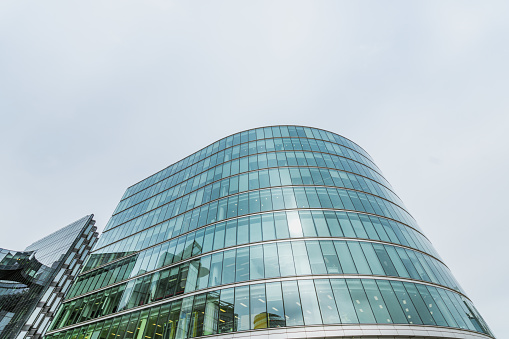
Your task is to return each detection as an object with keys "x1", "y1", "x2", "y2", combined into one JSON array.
[
  {"x1": 0, "y1": 215, "x2": 98, "y2": 339},
  {"x1": 46, "y1": 126, "x2": 493, "y2": 339}
]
